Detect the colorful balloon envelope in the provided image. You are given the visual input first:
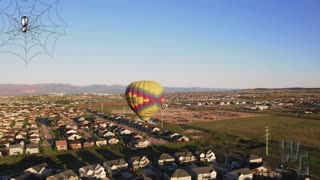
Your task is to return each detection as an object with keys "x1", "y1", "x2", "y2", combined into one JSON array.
[{"x1": 125, "y1": 81, "x2": 164, "y2": 122}]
